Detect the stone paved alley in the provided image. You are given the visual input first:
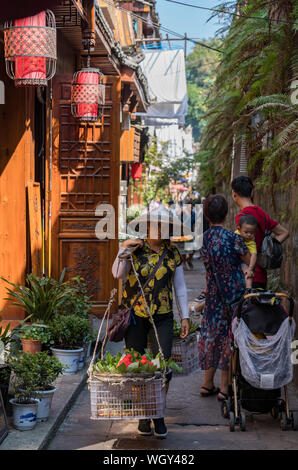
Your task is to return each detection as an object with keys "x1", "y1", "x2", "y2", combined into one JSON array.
[{"x1": 47, "y1": 259, "x2": 298, "y2": 451}]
